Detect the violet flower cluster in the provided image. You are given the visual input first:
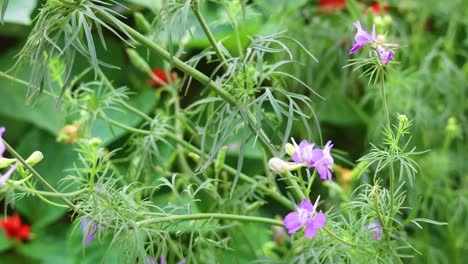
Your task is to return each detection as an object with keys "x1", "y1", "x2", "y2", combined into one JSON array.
[
  {"x1": 0, "y1": 126, "x2": 19, "y2": 187},
  {"x1": 349, "y1": 20, "x2": 396, "y2": 65},
  {"x1": 268, "y1": 139, "x2": 334, "y2": 181},
  {"x1": 283, "y1": 197, "x2": 327, "y2": 239},
  {"x1": 146, "y1": 257, "x2": 186, "y2": 264}
]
